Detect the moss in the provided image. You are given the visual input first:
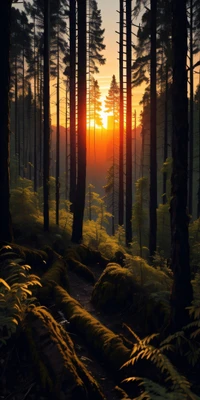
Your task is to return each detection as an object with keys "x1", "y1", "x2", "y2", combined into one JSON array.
[
  {"x1": 65, "y1": 248, "x2": 95, "y2": 284},
  {"x1": 0, "y1": 242, "x2": 48, "y2": 273},
  {"x1": 76, "y1": 244, "x2": 109, "y2": 266},
  {"x1": 91, "y1": 263, "x2": 144, "y2": 312},
  {"x1": 53, "y1": 285, "x2": 131, "y2": 373},
  {"x1": 24, "y1": 306, "x2": 105, "y2": 400}
]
